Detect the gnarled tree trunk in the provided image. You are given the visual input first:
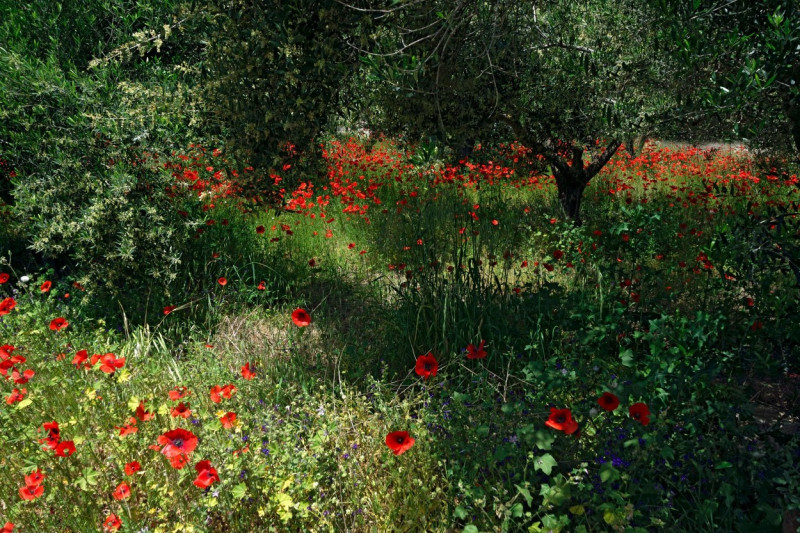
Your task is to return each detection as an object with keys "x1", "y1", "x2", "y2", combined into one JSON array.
[{"x1": 547, "y1": 139, "x2": 622, "y2": 226}]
